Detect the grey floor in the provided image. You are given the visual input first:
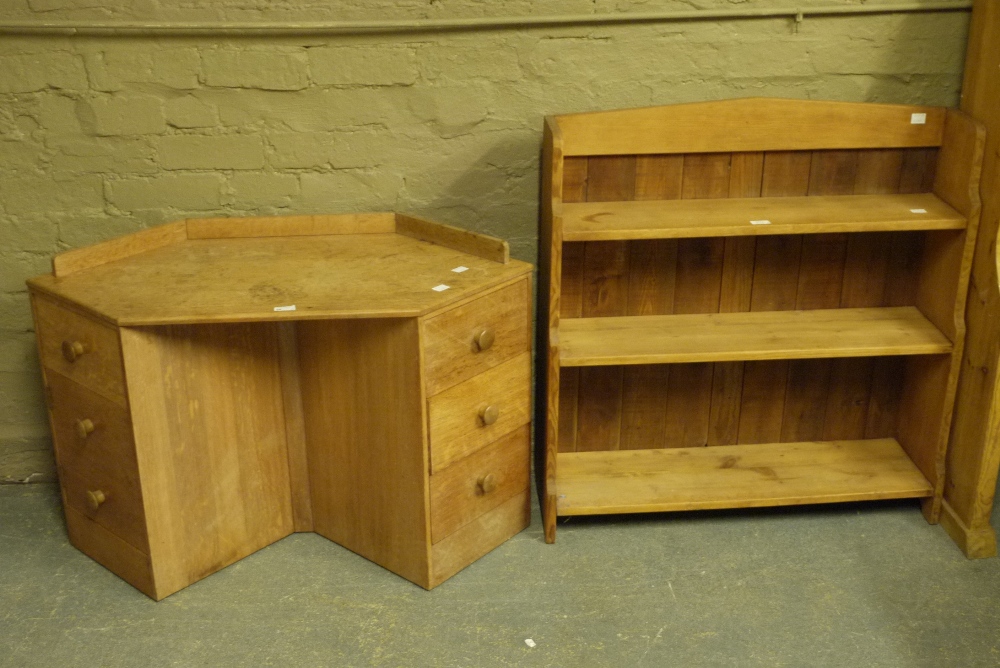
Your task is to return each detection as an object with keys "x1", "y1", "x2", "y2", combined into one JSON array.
[{"x1": 2, "y1": 483, "x2": 999, "y2": 668}]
